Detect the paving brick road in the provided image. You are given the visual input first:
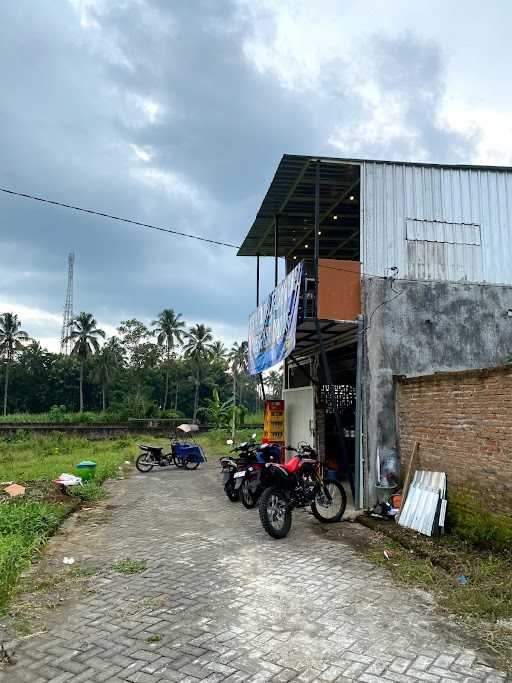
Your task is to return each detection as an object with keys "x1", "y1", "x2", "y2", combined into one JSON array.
[{"x1": 1, "y1": 460, "x2": 508, "y2": 682}]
